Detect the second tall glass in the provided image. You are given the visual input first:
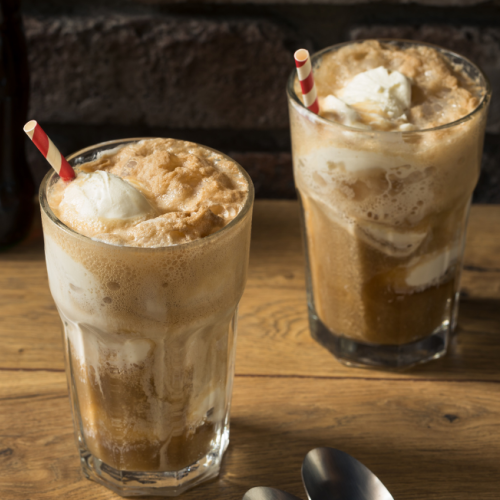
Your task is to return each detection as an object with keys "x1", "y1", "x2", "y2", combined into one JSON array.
[{"x1": 287, "y1": 40, "x2": 490, "y2": 368}]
